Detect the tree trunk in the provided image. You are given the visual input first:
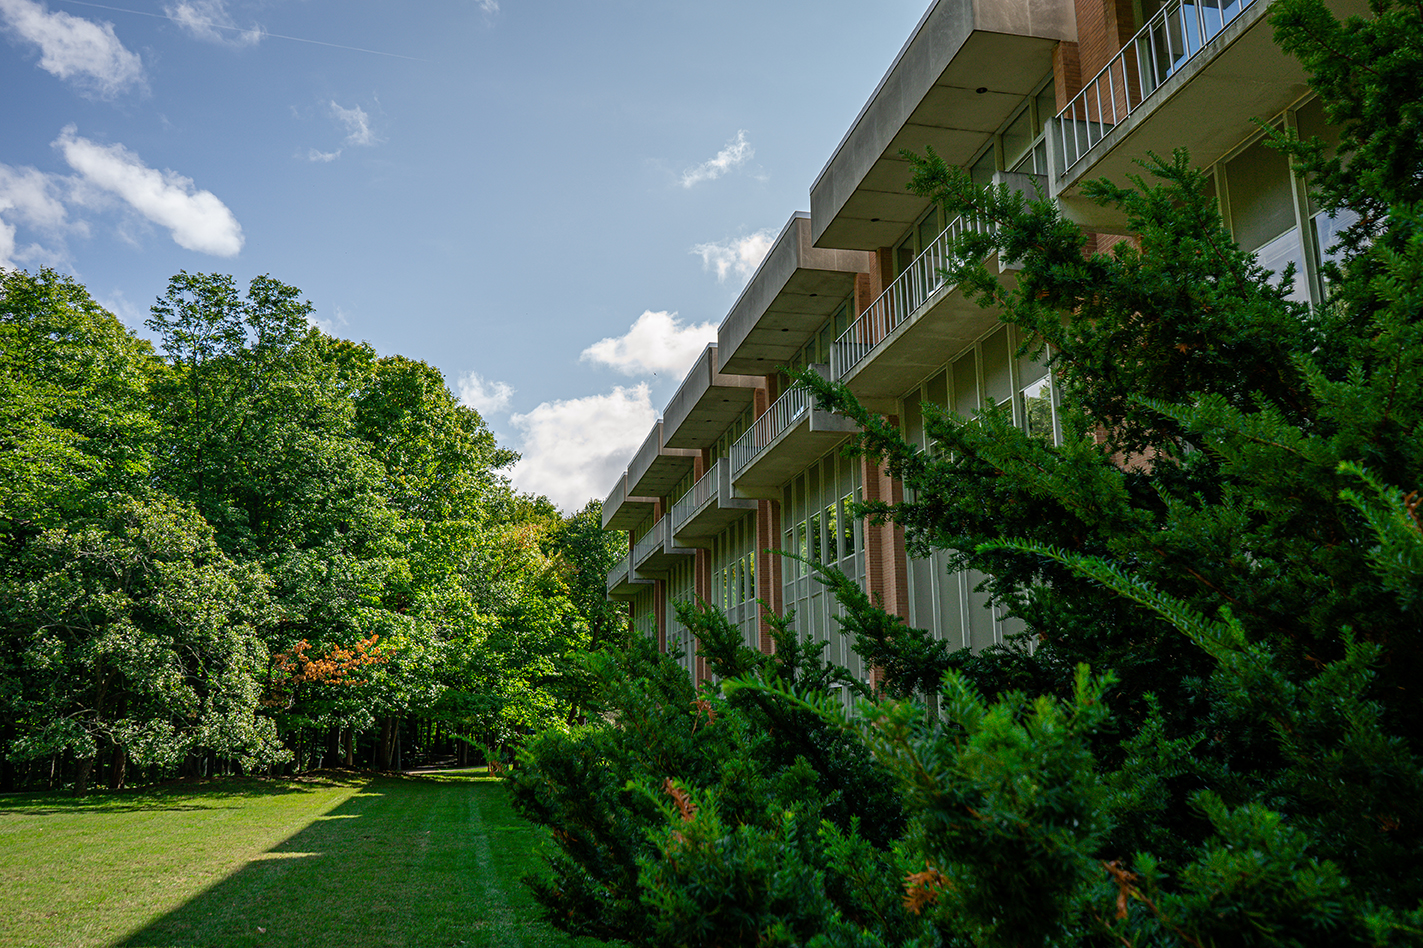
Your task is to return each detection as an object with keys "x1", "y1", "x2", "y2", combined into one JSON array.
[
  {"x1": 73, "y1": 756, "x2": 94, "y2": 796},
  {"x1": 344, "y1": 728, "x2": 355, "y2": 768},
  {"x1": 376, "y1": 716, "x2": 393, "y2": 771},
  {"x1": 109, "y1": 746, "x2": 127, "y2": 790}
]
